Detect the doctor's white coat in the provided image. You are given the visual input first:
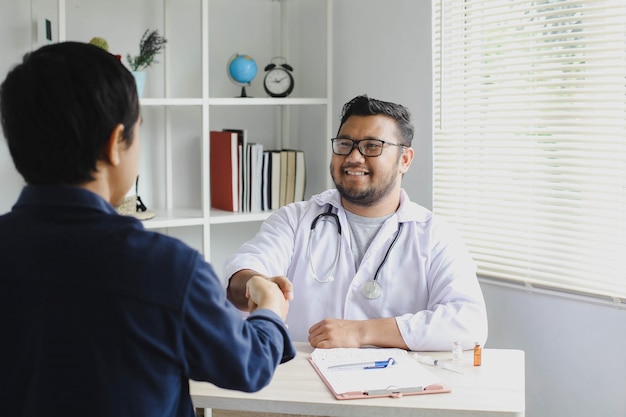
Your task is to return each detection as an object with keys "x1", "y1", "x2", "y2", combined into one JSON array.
[{"x1": 224, "y1": 189, "x2": 488, "y2": 351}]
